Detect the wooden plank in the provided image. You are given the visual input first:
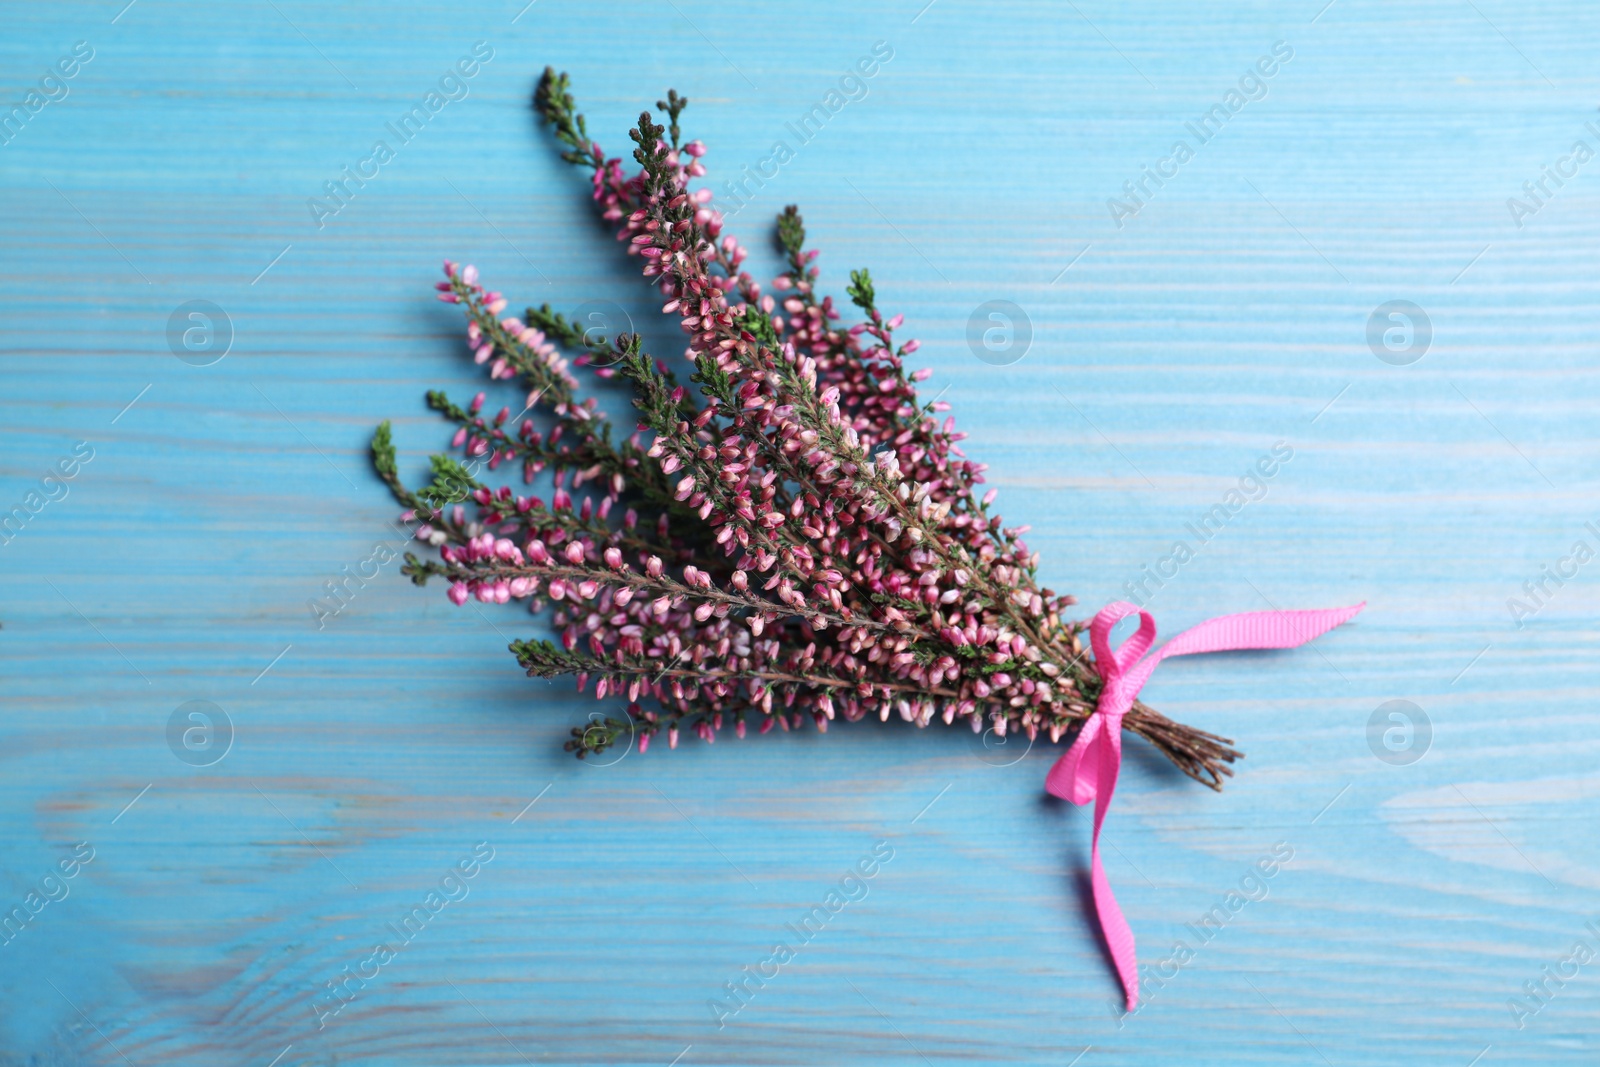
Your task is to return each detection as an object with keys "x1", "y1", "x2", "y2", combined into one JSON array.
[{"x1": 3, "y1": 0, "x2": 1599, "y2": 1062}]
